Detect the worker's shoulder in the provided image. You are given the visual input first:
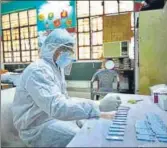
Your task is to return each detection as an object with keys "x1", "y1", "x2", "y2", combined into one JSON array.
[
  {"x1": 97, "y1": 69, "x2": 117, "y2": 73},
  {"x1": 23, "y1": 59, "x2": 53, "y2": 76},
  {"x1": 96, "y1": 69, "x2": 117, "y2": 75}
]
